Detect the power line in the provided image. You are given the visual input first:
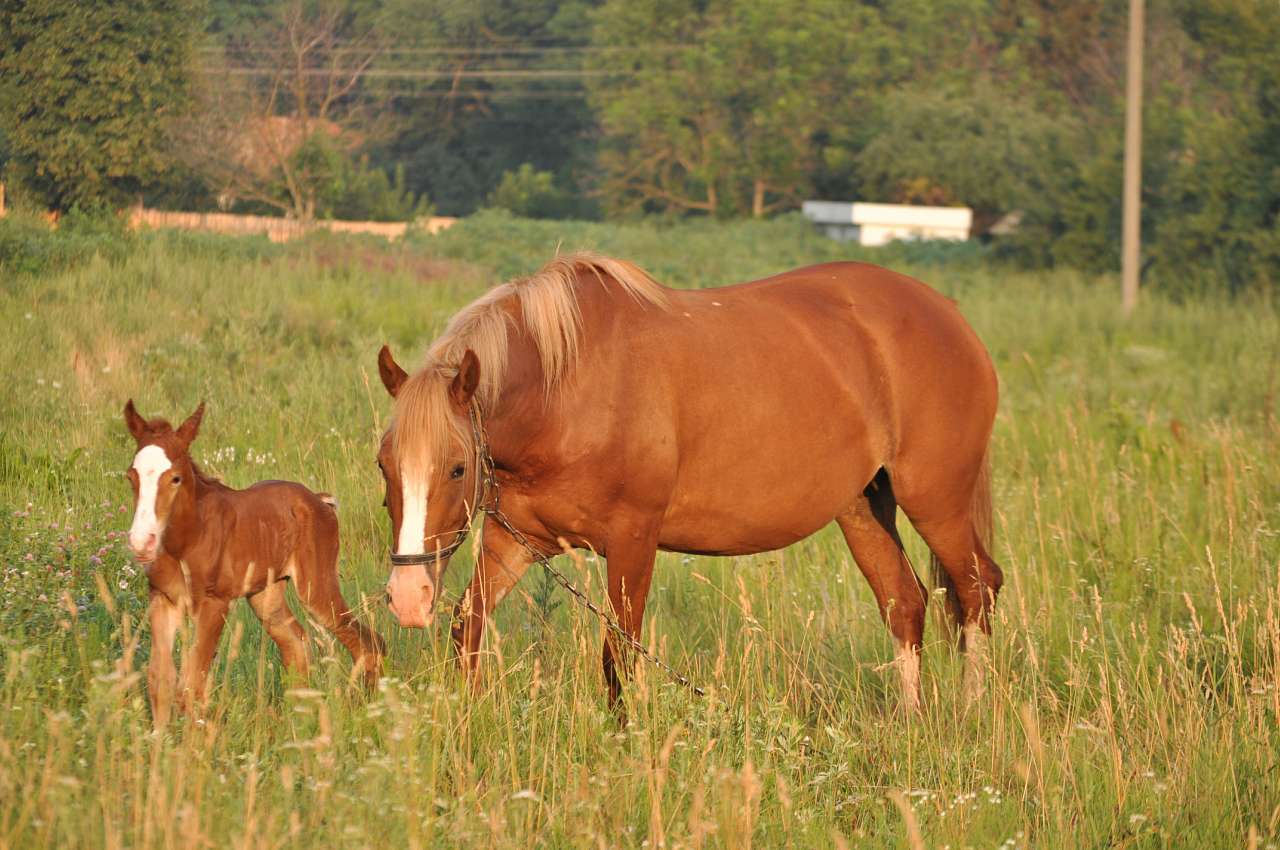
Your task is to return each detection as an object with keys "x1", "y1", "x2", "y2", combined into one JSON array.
[
  {"x1": 202, "y1": 66, "x2": 612, "y2": 80},
  {"x1": 199, "y1": 44, "x2": 686, "y2": 56}
]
